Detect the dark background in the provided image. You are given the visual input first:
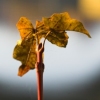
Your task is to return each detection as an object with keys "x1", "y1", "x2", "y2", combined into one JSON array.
[{"x1": 0, "y1": 0, "x2": 100, "y2": 100}]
